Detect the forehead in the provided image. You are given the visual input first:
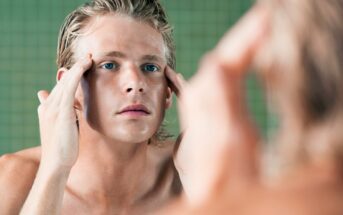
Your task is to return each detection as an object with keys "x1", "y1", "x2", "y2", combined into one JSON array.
[{"x1": 74, "y1": 14, "x2": 166, "y2": 61}]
